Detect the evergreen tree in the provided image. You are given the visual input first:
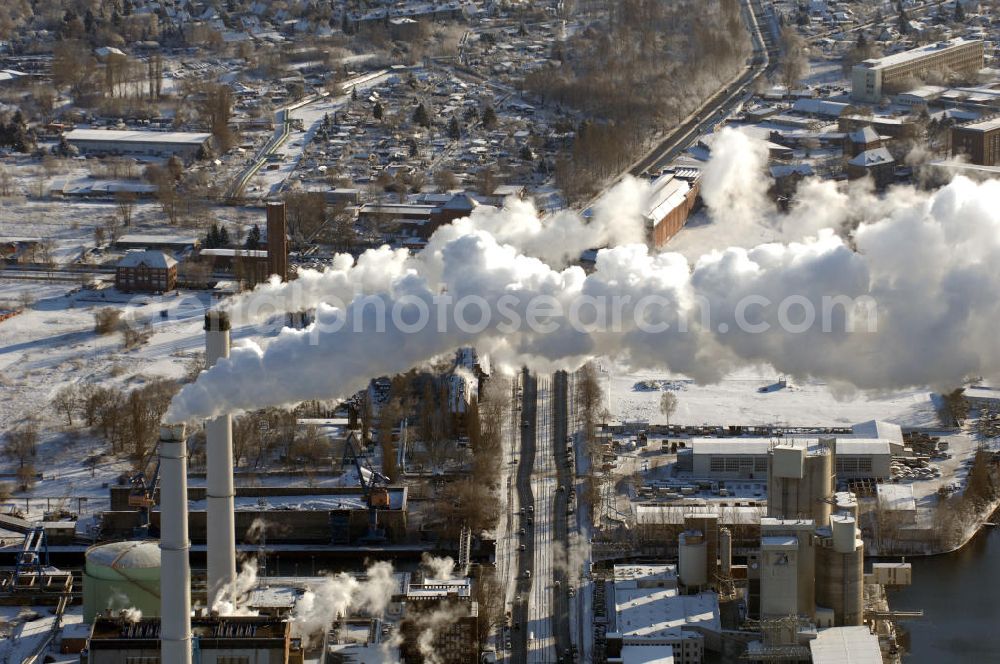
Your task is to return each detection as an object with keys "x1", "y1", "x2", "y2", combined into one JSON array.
[
  {"x1": 954, "y1": 2, "x2": 965, "y2": 22},
  {"x1": 351, "y1": 86, "x2": 358, "y2": 101},
  {"x1": 898, "y1": 6, "x2": 910, "y2": 34},
  {"x1": 373, "y1": 101, "x2": 384, "y2": 121},
  {"x1": 448, "y1": 116, "x2": 461, "y2": 140},
  {"x1": 482, "y1": 105, "x2": 497, "y2": 129},
  {"x1": 413, "y1": 103, "x2": 431, "y2": 128},
  {"x1": 219, "y1": 225, "x2": 230, "y2": 247},
  {"x1": 246, "y1": 224, "x2": 261, "y2": 249},
  {"x1": 407, "y1": 137, "x2": 419, "y2": 158}
]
